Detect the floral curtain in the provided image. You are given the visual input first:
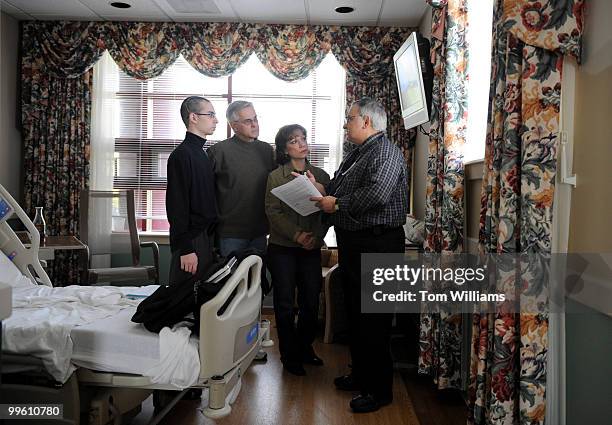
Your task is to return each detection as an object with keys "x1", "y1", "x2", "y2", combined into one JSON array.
[
  {"x1": 419, "y1": 0, "x2": 469, "y2": 390},
  {"x1": 423, "y1": 0, "x2": 468, "y2": 254},
  {"x1": 469, "y1": 1, "x2": 584, "y2": 424},
  {"x1": 21, "y1": 21, "x2": 417, "y2": 283},
  {"x1": 21, "y1": 22, "x2": 105, "y2": 284}
]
